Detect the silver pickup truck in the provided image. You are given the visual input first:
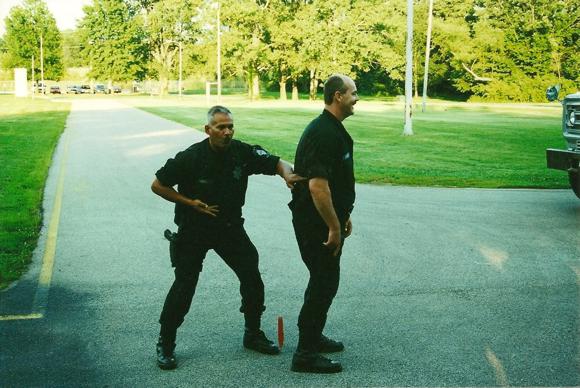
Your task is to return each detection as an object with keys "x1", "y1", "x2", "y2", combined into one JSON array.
[{"x1": 546, "y1": 86, "x2": 580, "y2": 199}]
